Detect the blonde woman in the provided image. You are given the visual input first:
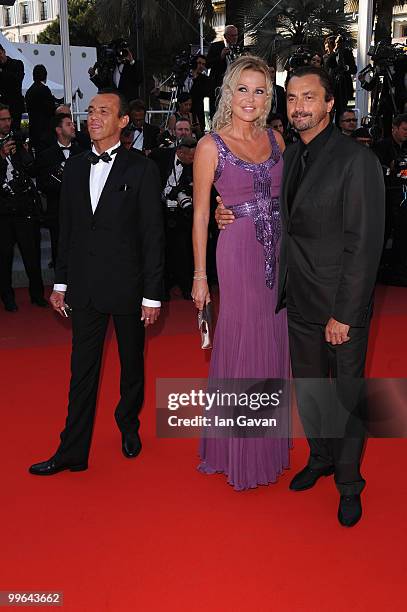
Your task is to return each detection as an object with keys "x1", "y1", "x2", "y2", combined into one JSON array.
[{"x1": 192, "y1": 56, "x2": 290, "y2": 490}]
